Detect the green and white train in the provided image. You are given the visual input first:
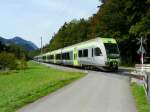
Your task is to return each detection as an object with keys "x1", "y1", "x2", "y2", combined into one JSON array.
[{"x1": 34, "y1": 37, "x2": 120, "y2": 71}]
